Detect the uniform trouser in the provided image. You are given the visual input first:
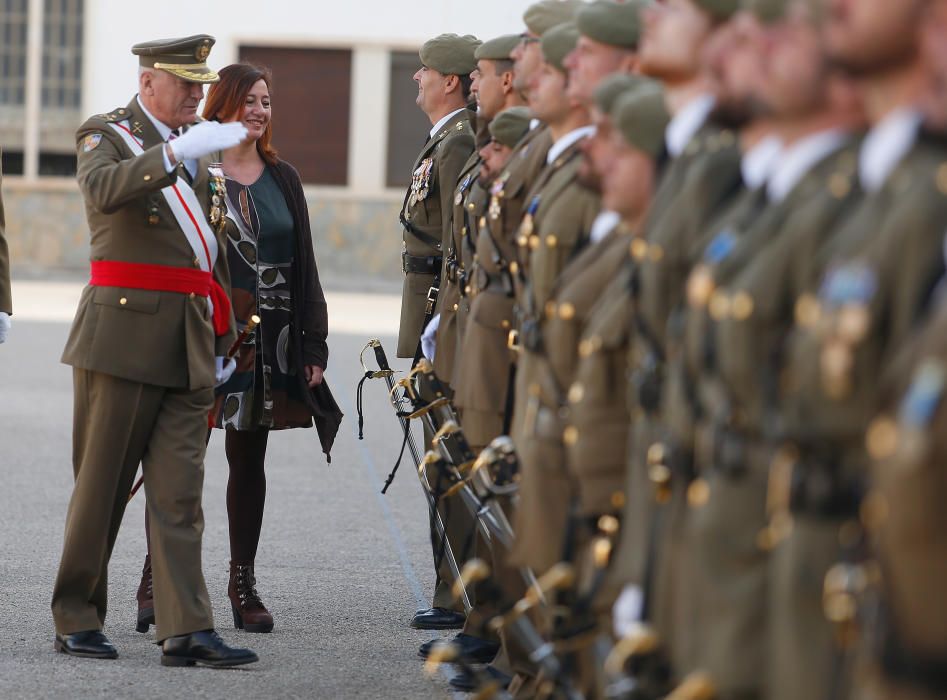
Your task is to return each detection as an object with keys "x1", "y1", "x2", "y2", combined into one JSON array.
[
  {"x1": 768, "y1": 517, "x2": 848, "y2": 700},
  {"x1": 51, "y1": 368, "x2": 214, "y2": 642}
]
